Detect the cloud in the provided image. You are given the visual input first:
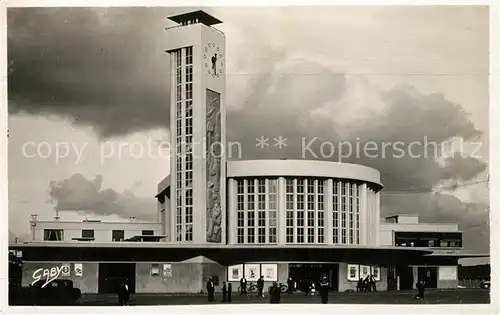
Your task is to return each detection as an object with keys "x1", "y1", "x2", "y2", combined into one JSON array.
[
  {"x1": 48, "y1": 173, "x2": 157, "y2": 221},
  {"x1": 9, "y1": 7, "x2": 489, "y2": 252},
  {"x1": 8, "y1": 7, "x2": 177, "y2": 138}
]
